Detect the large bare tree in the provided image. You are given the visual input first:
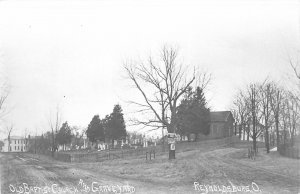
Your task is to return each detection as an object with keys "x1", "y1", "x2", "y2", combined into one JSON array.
[
  {"x1": 259, "y1": 81, "x2": 273, "y2": 153},
  {"x1": 124, "y1": 45, "x2": 210, "y2": 159},
  {"x1": 270, "y1": 83, "x2": 284, "y2": 148},
  {"x1": 246, "y1": 83, "x2": 263, "y2": 152}
]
